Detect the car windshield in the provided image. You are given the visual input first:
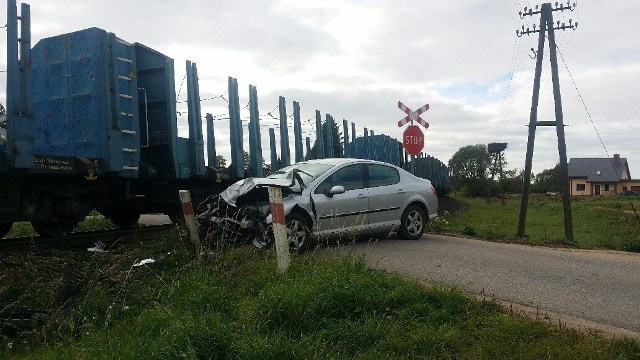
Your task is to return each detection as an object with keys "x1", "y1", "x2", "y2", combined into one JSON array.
[{"x1": 267, "y1": 162, "x2": 334, "y2": 190}]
